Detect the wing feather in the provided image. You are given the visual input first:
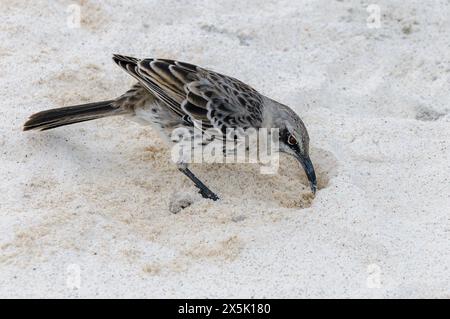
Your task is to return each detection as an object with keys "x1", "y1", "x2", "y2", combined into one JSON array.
[{"x1": 112, "y1": 54, "x2": 264, "y2": 133}]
